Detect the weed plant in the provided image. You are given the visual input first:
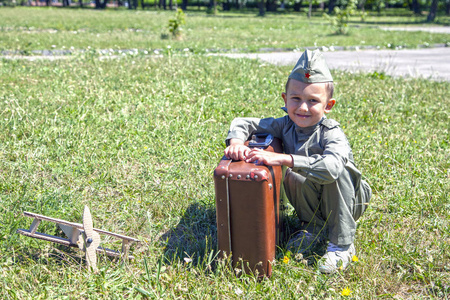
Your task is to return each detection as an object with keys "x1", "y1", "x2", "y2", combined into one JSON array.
[
  {"x1": 0, "y1": 7, "x2": 449, "y2": 53},
  {"x1": 0, "y1": 52, "x2": 449, "y2": 298}
]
